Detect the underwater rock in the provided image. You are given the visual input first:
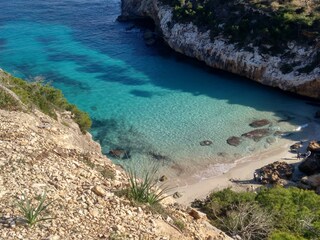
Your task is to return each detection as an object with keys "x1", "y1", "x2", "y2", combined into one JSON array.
[
  {"x1": 241, "y1": 129, "x2": 270, "y2": 142},
  {"x1": 109, "y1": 149, "x2": 131, "y2": 159},
  {"x1": 226, "y1": 136, "x2": 242, "y2": 146},
  {"x1": 249, "y1": 119, "x2": 271, "y2": 128}
]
